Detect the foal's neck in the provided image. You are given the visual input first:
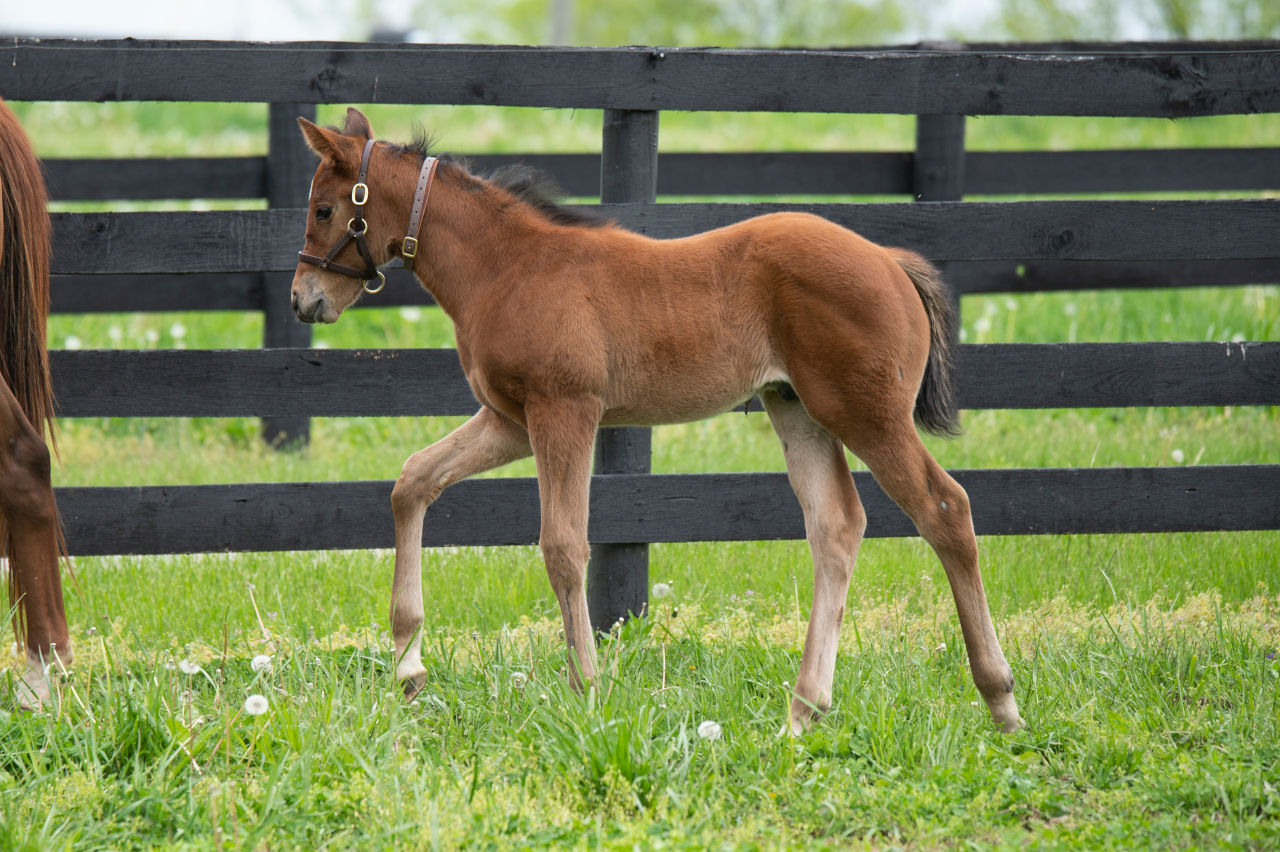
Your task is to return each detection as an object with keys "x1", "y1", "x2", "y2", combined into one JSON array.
[{"x1": 406, "y1": 167, "x2": 554, "y2": 323}]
